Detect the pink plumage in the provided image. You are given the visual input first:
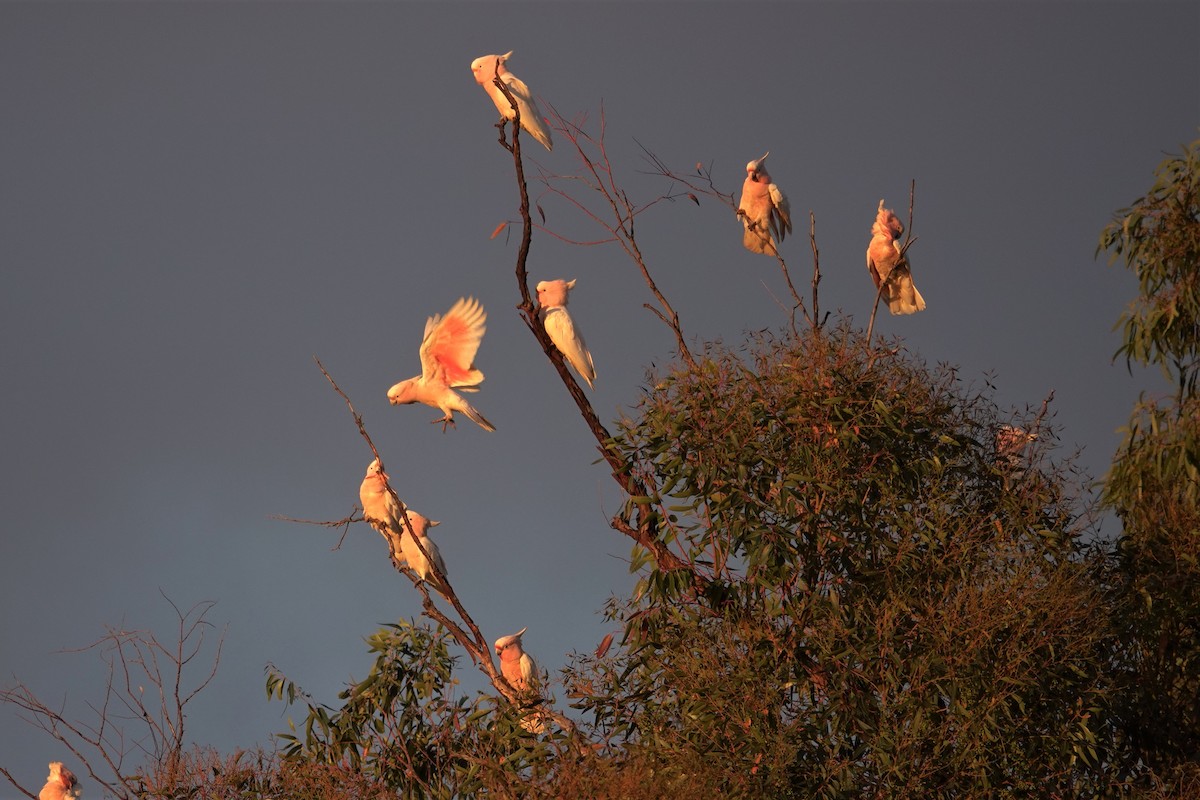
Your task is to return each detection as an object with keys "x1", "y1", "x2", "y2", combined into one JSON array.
[
  {"x1": 865, "y1": 199, "x2": 926, "y2": 315},
  {"x1": 387, "y1": 297, "x2": 496, "y2": 431},
  {"x1": 39, "y1": 762, "x2": 80, "y2": 800},
  {"x1": 737, "y1": 152, "x2": 792, "y2": 256}
]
